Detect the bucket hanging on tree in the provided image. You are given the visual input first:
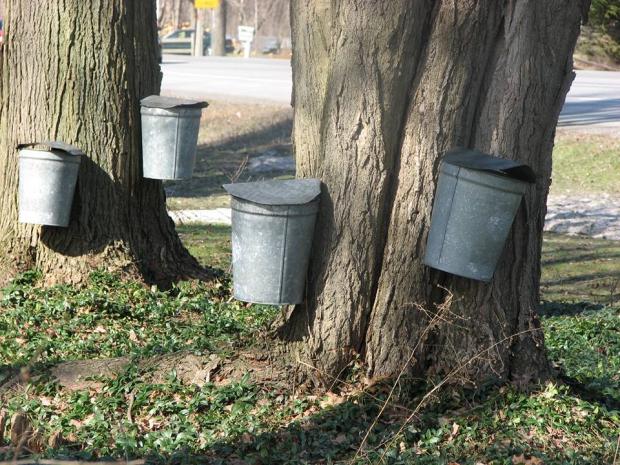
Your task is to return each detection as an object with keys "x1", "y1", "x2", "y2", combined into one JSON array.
[
  {"x1": 140, "y1": 95, "x2": 208, "y2": 180},
  {"x1": 424, "y1": 148, "x2": 536, "y2": 282},
  {"x1": 223, "y1": 178, "x2": 321, "y2": 305},
  {"x1": 18, "y1": 141, "x2": 83, "y2": 227}
]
